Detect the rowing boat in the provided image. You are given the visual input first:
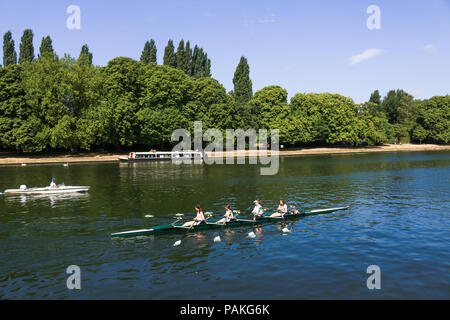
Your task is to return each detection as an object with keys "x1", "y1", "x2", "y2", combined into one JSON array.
[
  {"x1": 3, "y1": 185, "x2": 90, "y2": 195},
  {"x1": 111, "y1": 206, "x2": 349, "y2": 238}
]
